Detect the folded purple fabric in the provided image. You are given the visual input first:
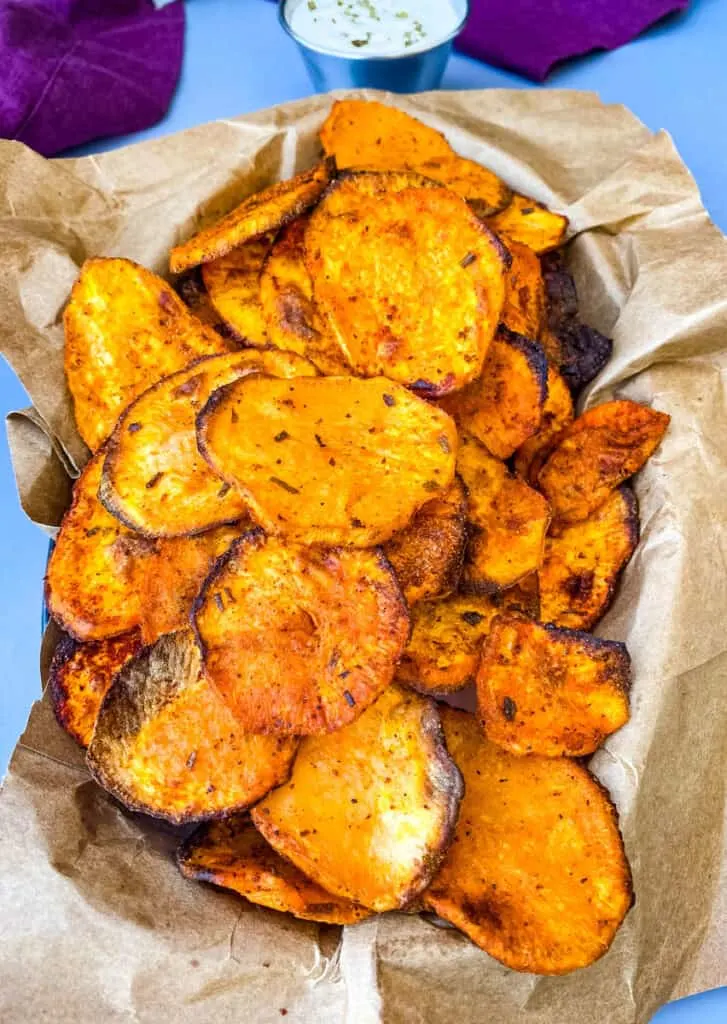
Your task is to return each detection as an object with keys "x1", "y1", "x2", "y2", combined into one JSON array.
[
  {"x1": 456, "y1": 0, "x2": 689, "y2": 81},
  {"x1": 0, "y1": 0, "x2": 185, "y2": 156}
]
